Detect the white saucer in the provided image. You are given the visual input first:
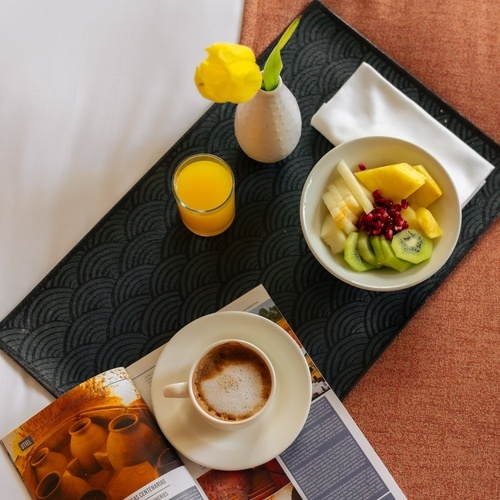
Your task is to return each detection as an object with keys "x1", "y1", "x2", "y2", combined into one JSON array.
[{"x1": 151, "y1": 311, "x2": 312, "y2": 471}]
